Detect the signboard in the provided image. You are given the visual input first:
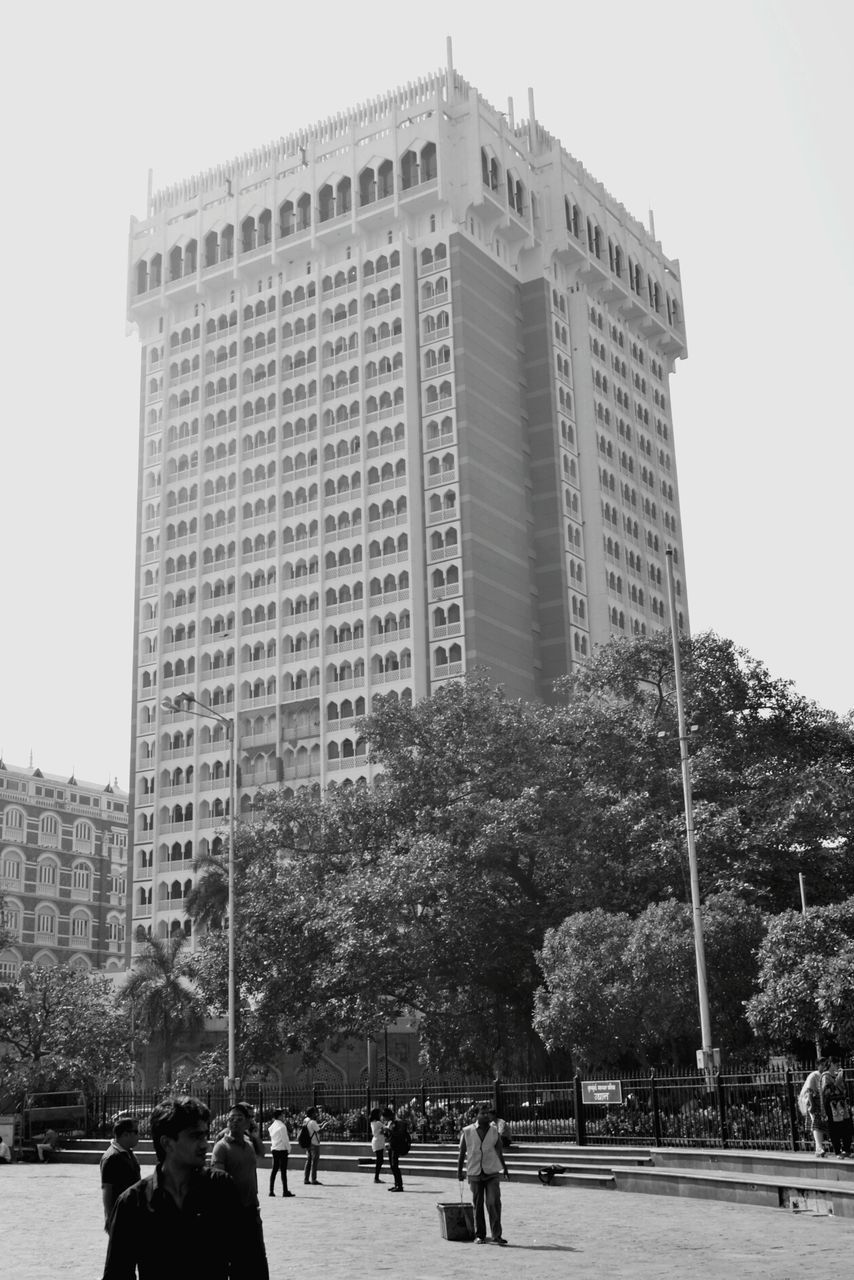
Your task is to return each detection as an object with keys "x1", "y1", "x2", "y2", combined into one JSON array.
[{"x1": 581, "y1": 1080, "x2": 623, "y2": 1106}]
